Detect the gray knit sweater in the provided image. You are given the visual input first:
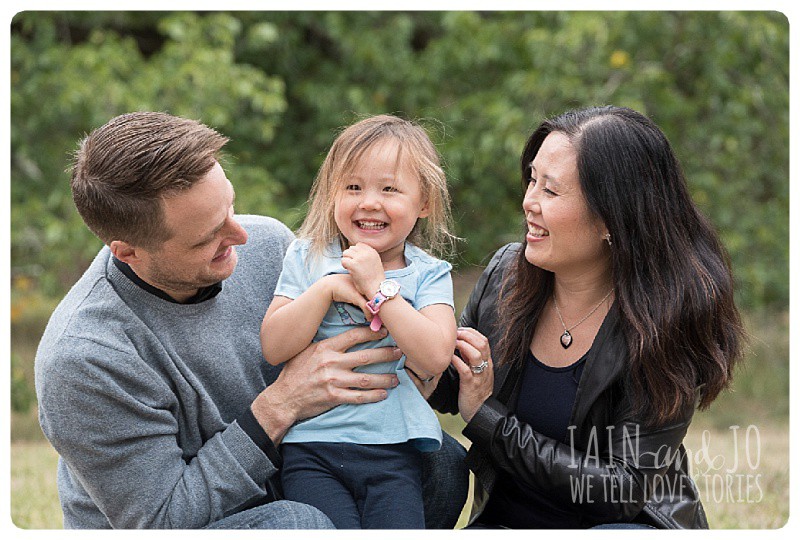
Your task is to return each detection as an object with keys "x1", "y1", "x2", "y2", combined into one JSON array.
[{"x1": 35, "y1": 215, "x2": 294, "y2": 528}]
